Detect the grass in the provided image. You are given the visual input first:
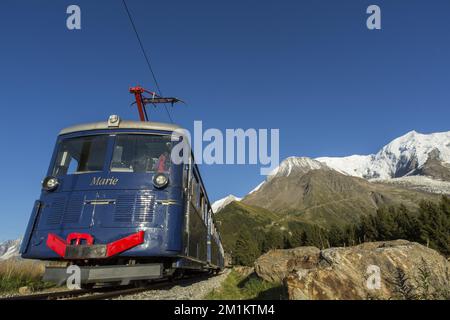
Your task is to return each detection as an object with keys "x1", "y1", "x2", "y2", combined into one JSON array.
[
  {"x1": 205, "y1": 269, "x2": 287, "y2": 300},
  {"x1": 0, "y1": 259, "x2": 54, "y2": 293}
]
